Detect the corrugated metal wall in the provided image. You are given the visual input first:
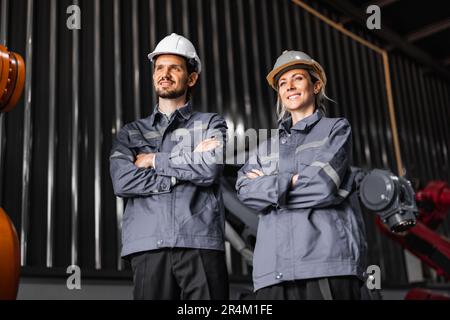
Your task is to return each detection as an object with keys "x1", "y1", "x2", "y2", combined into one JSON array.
[
  {"x1": 0, "y1": 0, "x2": 448, "y2": 285},
  {"x1": 390, "y1": 54, "x2": 450, "y2": 184},
  {"x1": 390, "y1": 53, "x2": 450, "y2": 240}
]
